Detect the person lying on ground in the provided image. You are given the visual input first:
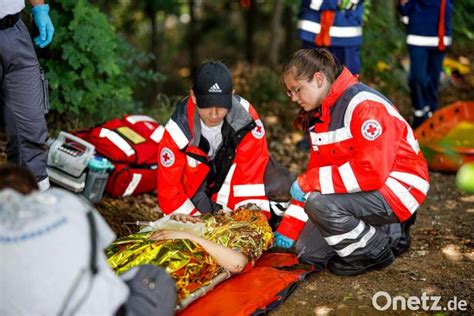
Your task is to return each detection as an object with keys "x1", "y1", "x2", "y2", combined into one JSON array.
[
  {"x1": 0, "y1": 164, "x2": 176, "y2": 316},
  {"x1": 106, "y1": 205, "x2": 273, "y2": 306}
]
